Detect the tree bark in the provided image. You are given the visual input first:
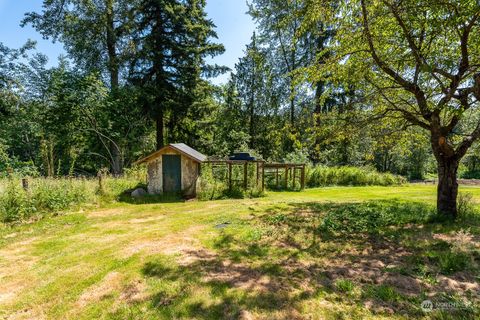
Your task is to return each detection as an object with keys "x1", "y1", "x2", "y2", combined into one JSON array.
[
  {"x1": 111, "y1": 141, "x2": 123, "y2": 176},
  {"x1": 106, "y1": 0, "x2": 118, "y2": 89},
  {"x1": 290, "y1": 96, "x2": 295, "y2": 126},
  {"x1": 249, "y1": 90, "x2": 255, "y2": 145},
  {"x1": 436, "y1": 157, "x2": 459, "y2": 219},
  {"x1": 106, "y1": 0, "x2": 123, "y2": 176},
  {"x1": 156, "y1": 110, "x2": 164, "y2": 150},
  {"x1": 430, "y1": 124, "x2": 459, "y2": 220}
]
